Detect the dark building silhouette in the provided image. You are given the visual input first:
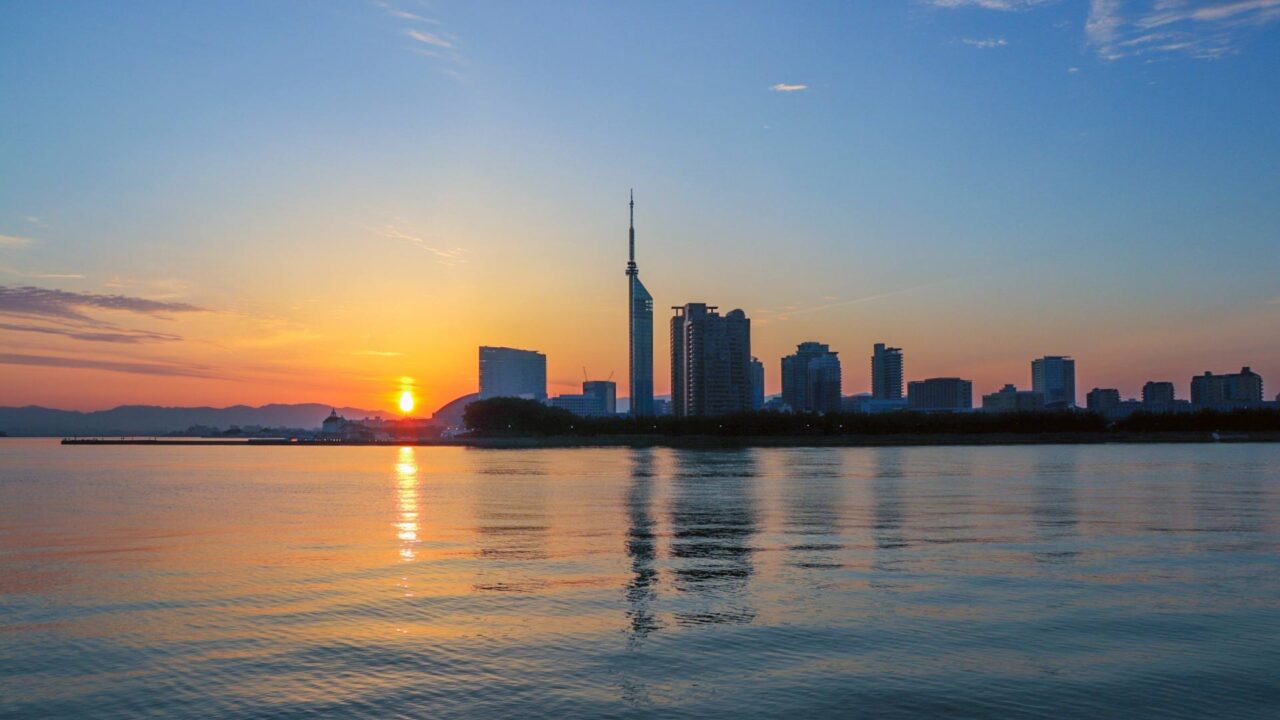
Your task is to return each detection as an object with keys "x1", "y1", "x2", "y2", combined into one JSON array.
[
  {"x1": 982, "y1": 384, "x2": 1045, "y2": 412},
  {"x1": 749, "y1": 356, "x2": 765, "y2": 411},
  {"x1": 907, "y1": 377, "x2": 973, "y2": 411},
  {"x1": 1086, "y1": 388, "x2": 1121, "y2": 413},
  {"x1": 1032, "y1": 355, "x2": 1076, "y2": 408},
  {"x1": 1191, "y1": 367, "x2": 1263, "y2": 408},
  {"x1": 781, "y1": 342, "x2": 842, "y2": 413},
  {"x1": 478, "y1": 346, "x2": 547, "y2": 400},
  {"x1": 871, "y1": 343, "x2": 904, "y2": 400},
  {"x1": 1142, "y1": 381, "x2": 1176, "y2": 407},
  {"x1": 670, "y1": 304, "x2": 752, "y2": 417}
]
